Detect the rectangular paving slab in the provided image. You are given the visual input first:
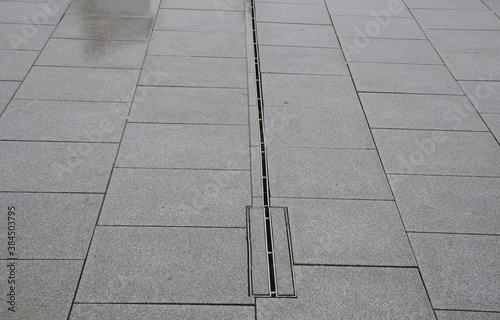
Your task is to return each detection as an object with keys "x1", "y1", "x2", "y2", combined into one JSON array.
[
  {"x1": 15, "y1": 66, "x2": 140, "y2": 102},
  {"x1": 0, "y1": 81, "x2": 19, "y2": 114},
  {"x1": 0, "y1": 193, "x2": 102, "y2": 259},
  {"x1": 459, "y1": 81, "x2": 500, "y2": 114},
  {"x1": 160, "y1": 0, "x2": 244, "y2": 11},
  {"x1": 373, "y1": 129, "x2": 500, "y2": 176},
  {"x1": 99, "y1": 168, "x2": 250, "y2": 227},
  {"x1": 0, "y1": 141, "x2": 117, "y2": 192},
  {"x1": 259, "y1": 46, "x2": 349, "y2": 75},
  {"x1": 0, "y1": 1, "x2": 68, "y2": 25},
  {"x1": 435, "y1": 311, "x2": 500, "y2": 320},
  {"x1": 482, "y1": 113, "x2": 500, "y2": 140},
  {"x1": 129, "y1": 86, "x2": 248, "y2": 124},
  {"x1": 405, "y1": 0, "x2": 489, "y2": 9},
  {"x1": 411, "y1": 9, "x2": 500, "y2": 30},
  {"x1": 0, "y1": 23, "x2": 54, "y2": 50},
  {"x1": 0, "y1": 100, "x2": 129, "y2": 142},
  {"x1": 261, "y1": 74, "x2": 359, "y2": 108},
  {"x1": 75, "y1": 226, "x2": 253, "y2": 304},
  {"x1": 256, "y1": 266, "x2": 435, "y2": 319},
  {"x1": 267, "y1": 147, "x2": 393, "y2": 200},
  {"x1": 155, "y1": 9, "x2": 245, "y2": 32},
  {"x1": 271, "y1": 198, "x2": 416, "y2": 266},
  {"x1": 0, "y1": 260, "x2": 82, "y2": 320},
  {"x1": 256, "y1": 23, "x2": 340, "y2": 48},
  {"x1": 441, "y1": 53, "x2": 500, "y2": 81},
  {"x1": 148, "y1": 30, "x2": 245, "y2": 57},
  {"x1": 53, "y1": 15, "x2": 154, "y2": 41},
  {"x1": 70, "y1": 304, "x2": 254, "y2": 320},
  {"x1": 36, "y1": 38, "x2": 148, "y2": 68},
  {"x1": 349, "y1": 62, "x2": 463, "y2": 94},
  {"x1": 255, "y1": 3, "x2": 331, "y2": 24},
  {"x1": 360, "y1": 93, "x2": 488, "y2": 131},
  {"x1": 264, "y1": 106, "x2": 374, "y2": 148},
  {"x1": 409, "y1": 233, "x2": 500, "y2": 311},
  {"x1": 67, "y1": 0, "x2": 160, "y2": 16},
  {"x1": 0, "y1": 49, "x2": 38, "y2": 81},
  {"x1": 139, "y1": 56, "x2": 246, "y2": 87},
  {"x1": 426, "y1": 30, "x2": 500, "y2": 54},
  {"x1": 325, "y1": 0, "x2": 411, "y2": 17},
  {"x1": 389, "y1": 174, "x2": 500, "y2": 234},
  {"x1": 116, "y1": 123, "x2": 250, "y2": 170},
  {"x1": 332, "y1": 16, "x2": 426, "y2": 39}
]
